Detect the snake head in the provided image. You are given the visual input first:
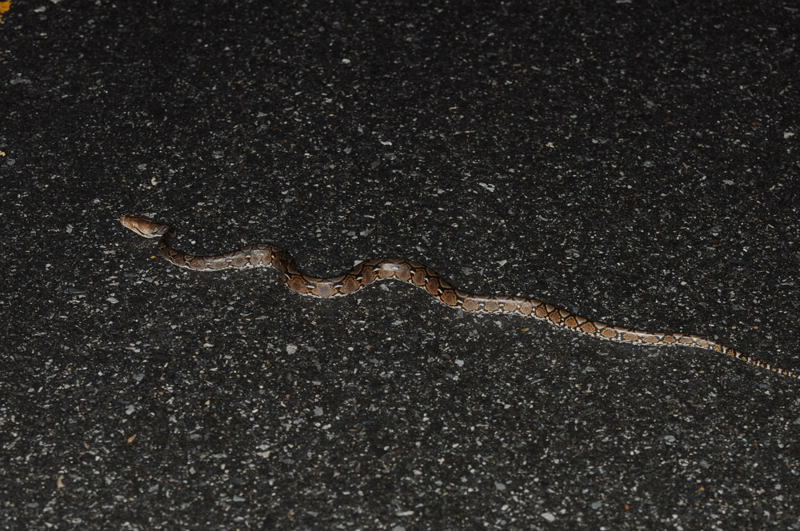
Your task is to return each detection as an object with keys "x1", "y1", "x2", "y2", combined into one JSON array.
[{"x1": 120, "y1": 215, "x2": 169, "y2": 238}]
